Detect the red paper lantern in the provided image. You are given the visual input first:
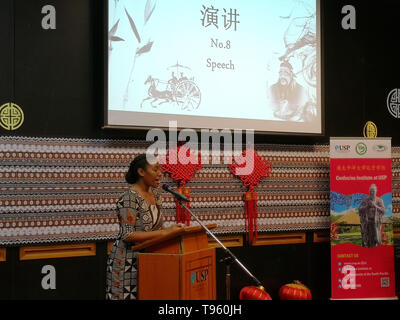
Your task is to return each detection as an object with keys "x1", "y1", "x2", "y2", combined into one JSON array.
[
  {"x1": 279, "y1": 280, "x2": 312, "y2": 300},
  {"x1": 239, "y1": 286, "x2": 272, "y2": 300}
]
